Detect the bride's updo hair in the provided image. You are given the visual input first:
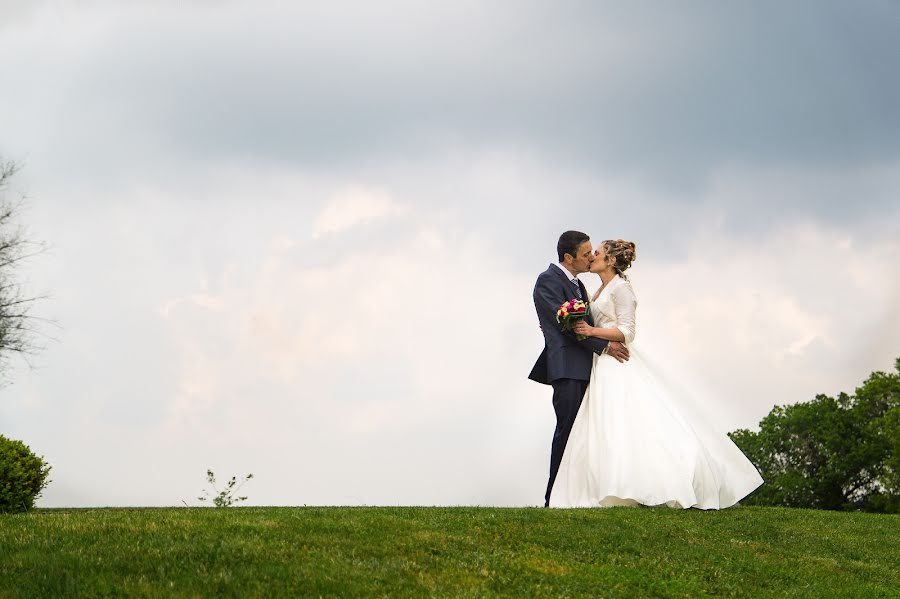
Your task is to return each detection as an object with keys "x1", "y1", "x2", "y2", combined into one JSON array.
[{"x1": 602, "y1": 239, "x2": 637, "y2": 279}]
